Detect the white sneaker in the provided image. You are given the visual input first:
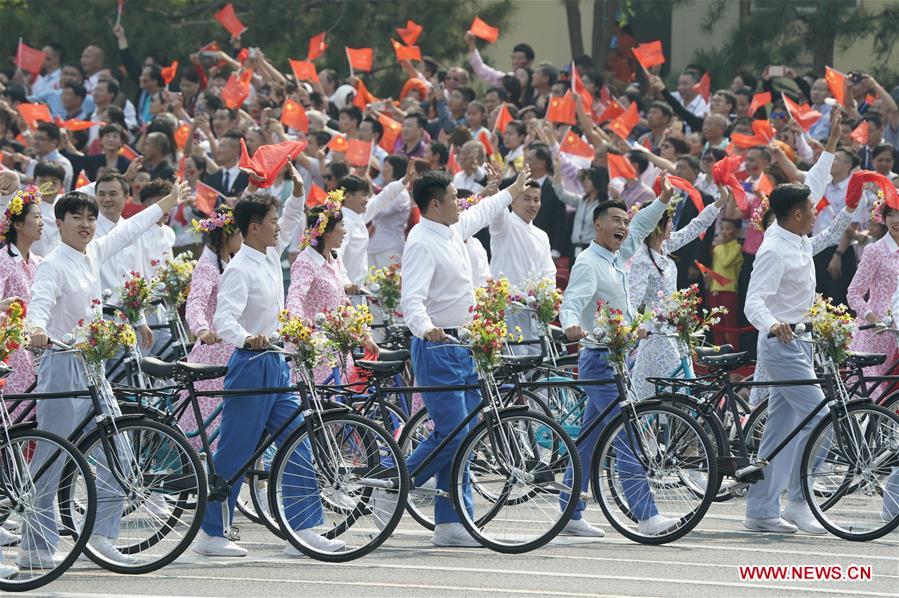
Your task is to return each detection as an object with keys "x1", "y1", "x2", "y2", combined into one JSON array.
[
  {"x1": 15, "y1": 550, "x2": 63, "y2": 569},
  {"x1": 0, "y1": 563, "x2": 19, "y2": 579},
  {"x1": 295, "y1": 529, "x2": 345, "y2": 553},
  {"x1": 0, "y1": 526, "x2": 20, "y2": 546},
  {"x1": 89, "y1": 535, "x2": 135, "y2": 565},
  {"x1": 143, "y1": 493, "x2": 172, "y2": 518},
  {"x1": 782, "y1": 501, "x2": 827, "y2": 535},
  {"x1": 431, "y1": 522, "x2": 480, "y2": 547},
  {"x1": 2, "y1": 519, "x2": 20, "y2": 532},
  {"x1": 191, "y1": 530, "x2": 248, "y2": 557},
  {"x1": 561, "y1": 517, "x2": 604, "y2": 537},
  {"x1": 743, "y1": 516, "x2": 798, "y2": 533},
  {"x1": 638, "y1": 514, "x2": 680, "y2": 536},
  {"x1": 371, "y1": 489, "x2": 398, "y2": 531}
]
